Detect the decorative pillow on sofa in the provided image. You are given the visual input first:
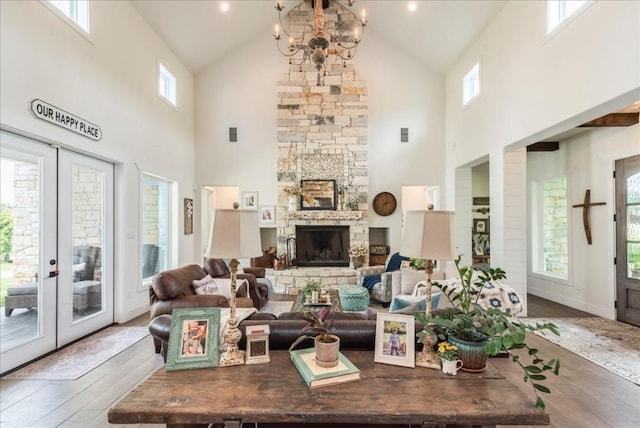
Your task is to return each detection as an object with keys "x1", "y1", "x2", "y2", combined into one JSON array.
[
  {"x1": 211, "y1": 278, "x2": 248, "y2": 300},
  {"x1": 390, "y1": 290, "x2": 441, "y2": 313},
  {"x1": 192, "y1": 275, "x2": 219, "y2": 295},
  {"x1": 399, "y1": 270, "x2": 427, "y2": 295}
]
